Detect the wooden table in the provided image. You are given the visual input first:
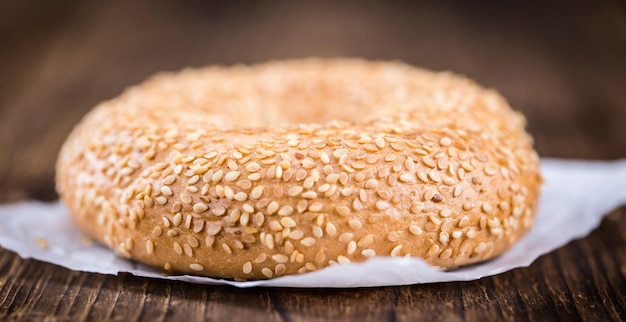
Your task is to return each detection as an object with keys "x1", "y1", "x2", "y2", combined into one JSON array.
[{"x1": 1, "y1": 1, "x2": 624, "y2": 320}]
